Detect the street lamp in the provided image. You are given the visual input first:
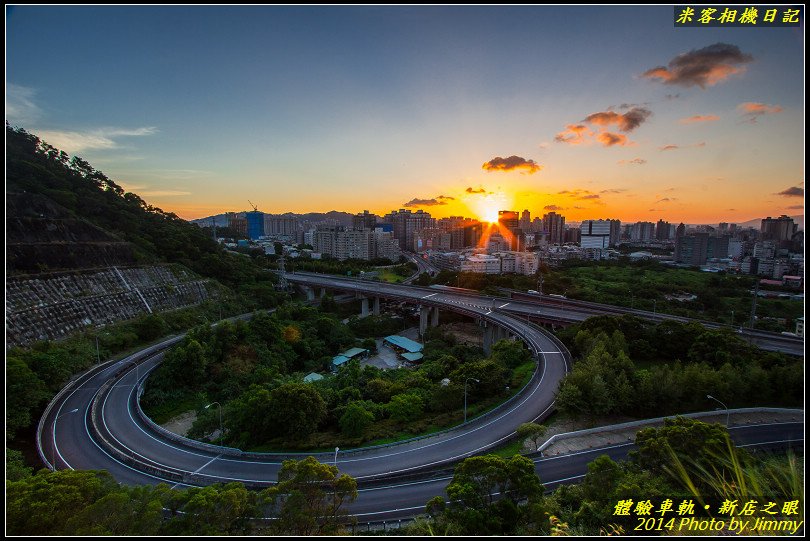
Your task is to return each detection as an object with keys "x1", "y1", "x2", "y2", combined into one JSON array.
[
  {"x1": 205, "y1": 402, "x2": 223, "y2": 444},
  {"x1": 707, "y1": 395, "x2": 729, "y2": 427},
  {"x1": 334, "y1": 446, "x2": 340, "y2": 469},
  {"x1": 52, "y1": 408, "x2": 79, "y2": 470},
  {"x1": 464, "y1": 378, "x2": 480, "y2": 423}
]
